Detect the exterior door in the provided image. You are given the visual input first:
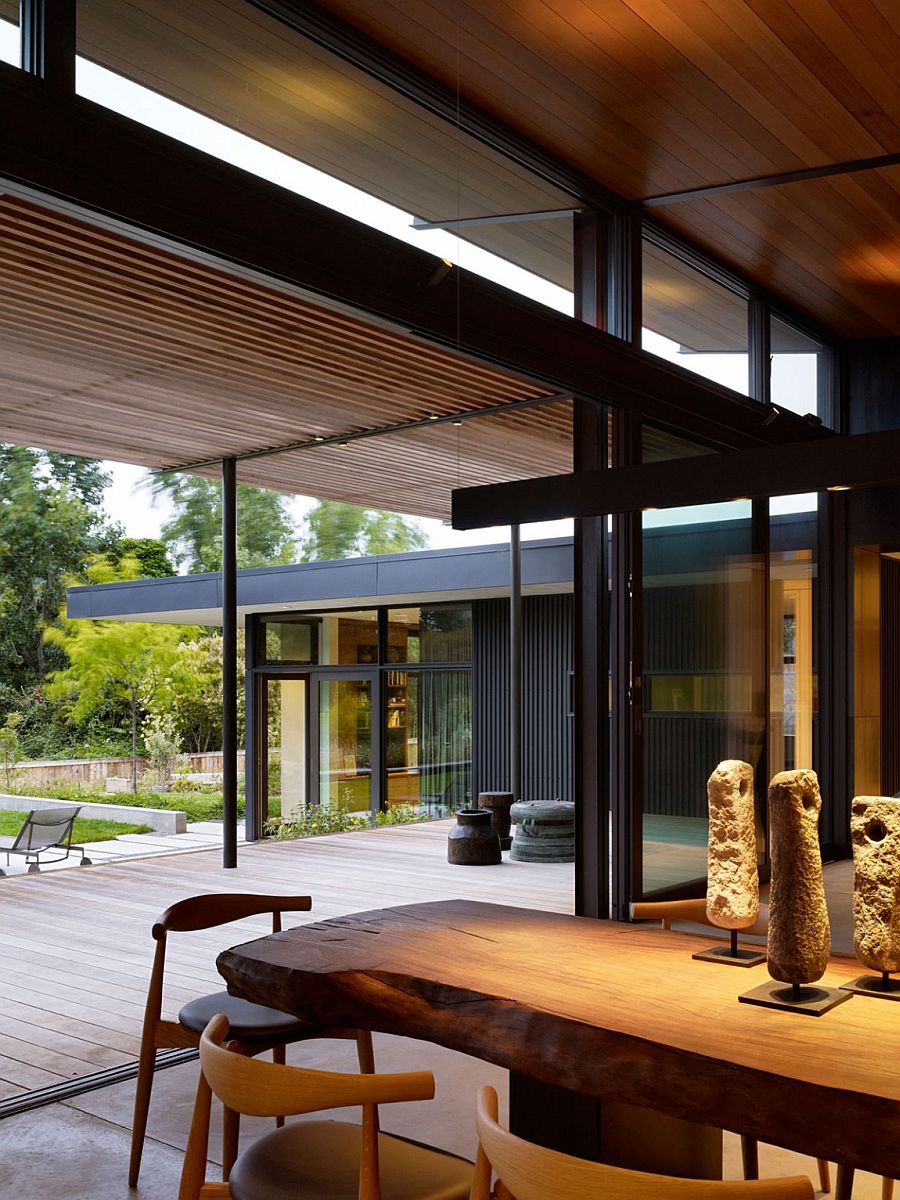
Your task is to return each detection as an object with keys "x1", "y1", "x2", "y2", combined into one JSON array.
[{"x1": 311, "y1": 671, "x2": 380, "y2": 812}]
